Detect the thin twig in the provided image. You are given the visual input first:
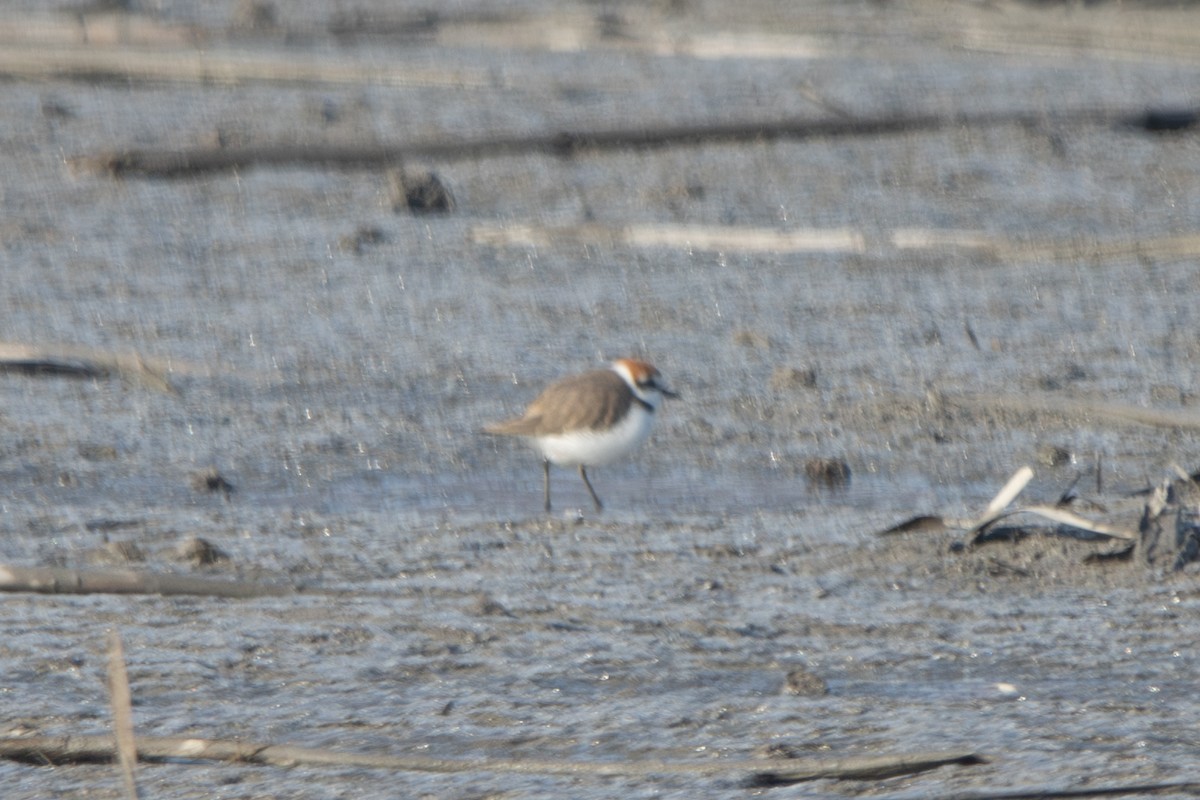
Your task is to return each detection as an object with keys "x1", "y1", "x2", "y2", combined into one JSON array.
[
  {"x1": 106, "y1": 631, "x2": 139, "y2": 800},
  {"x1": 72, "y1": 108, "x2": 1167, "y2": 178},
  {"x1": 946, "y1": 393, "x2": 1200, "y2": 432}
]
